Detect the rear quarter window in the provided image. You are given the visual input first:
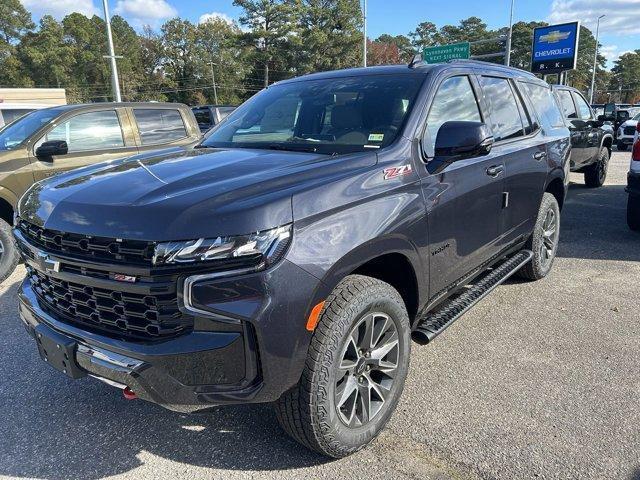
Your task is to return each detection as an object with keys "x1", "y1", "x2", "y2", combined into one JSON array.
[
  {"x1": 479, "y1": 76, "x2": 525, "y2": 142},
  {"x1": 133, "y1": 109, "x2": 188, "y2": 145},
  {"x1": 519, "y1": 82, "x2": 565, "y2": 130}
]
